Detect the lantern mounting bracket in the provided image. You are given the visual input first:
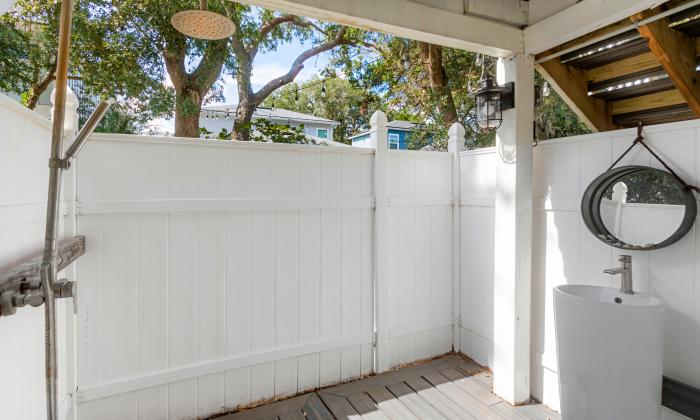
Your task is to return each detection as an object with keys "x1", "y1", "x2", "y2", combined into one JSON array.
[{"x1": 500, "y1": 82, "x2": 515, "y2": 111}]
